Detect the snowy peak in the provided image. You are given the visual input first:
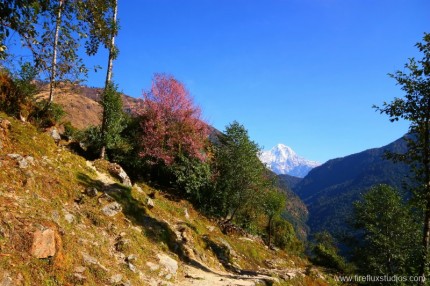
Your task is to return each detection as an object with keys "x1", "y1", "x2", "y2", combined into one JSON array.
[{"x1": 259, "y1": 144, "x2": 320, "y2": 178}]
